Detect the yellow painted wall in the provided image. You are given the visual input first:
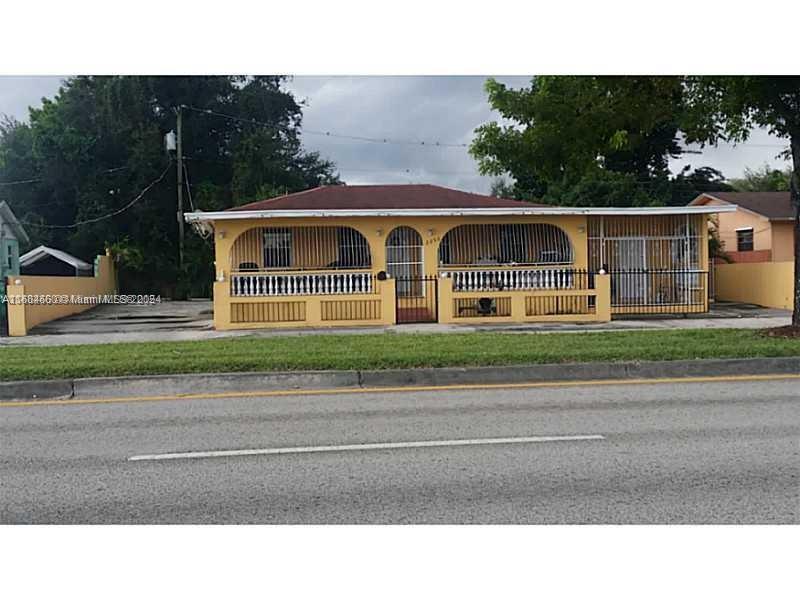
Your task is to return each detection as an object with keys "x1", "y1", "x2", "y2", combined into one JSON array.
[
  {"x1": 437, "y1": 274, "x2": 611, "y2": 324},
  {"x1": 702, "y1": 198, "x2": 772, "y2": 254},
  {"x1": 771, "y1": 222, "x2": 795, "y2": 262},
  {"x1": 213, "y1": 277, "x2": 396, "y2": 330},
  {"x1": 5, "y1": 254, "x2": 116, "y2": 336},
  {"x1": 714, "y1": 261, "x2": 795, "y2": 309}
]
